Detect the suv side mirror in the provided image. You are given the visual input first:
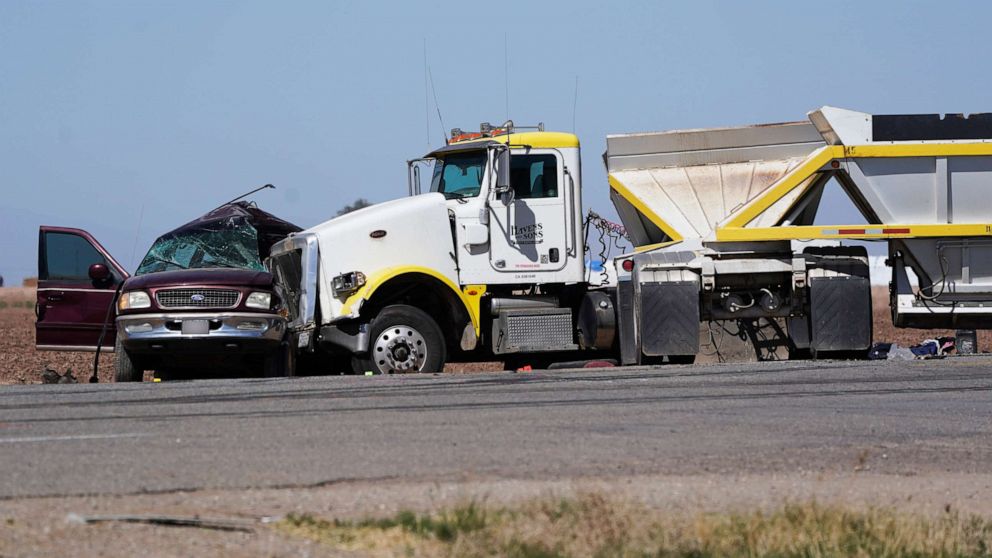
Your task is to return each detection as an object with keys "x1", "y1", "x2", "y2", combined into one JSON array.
[
  {"x1": 494, "y1": 148, "x2": 511, "y2": 194},
  {"x1": 88, "y1": 263, "x2": 111, "y2": 283}
]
